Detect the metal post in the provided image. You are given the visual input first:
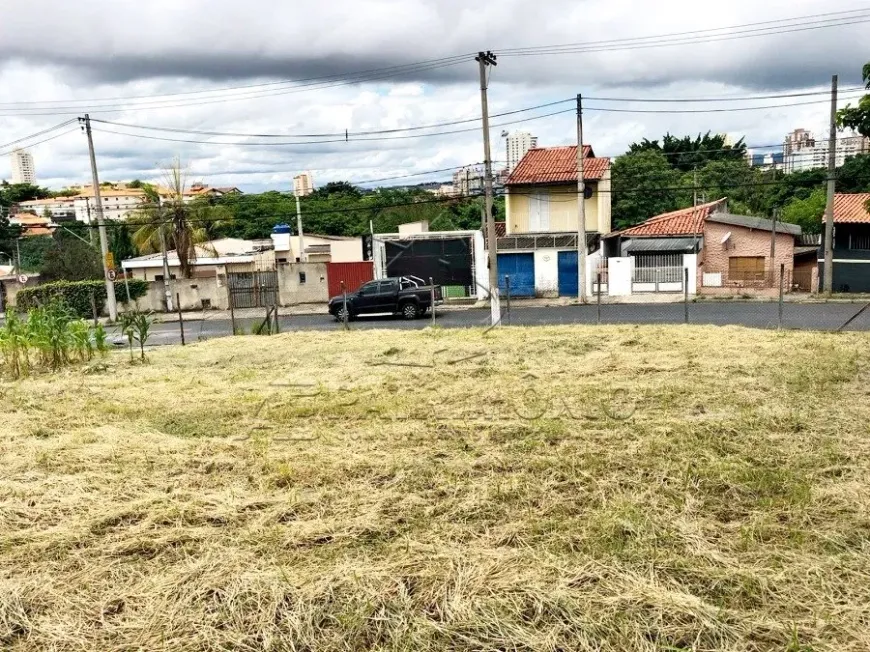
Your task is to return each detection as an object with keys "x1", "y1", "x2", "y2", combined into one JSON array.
[
  {"x1": 684, "y1": 268, "x2": 690, "y2": 324},
  {"x1": 341, "y1": 281, "x2": 349, "y2": 330},
  {"x1": 823, "y1": 74, "x2": 838, "y2": 295},
  {"x1": 123, "y1": 272, "x2": 131, "y2": 305},
  {"x1": 176, "y1": 293, "x2": 185, "y2": 345},
  {"x1": 90, "y1": 290, "x2": 98, "y2": 327},
  {"x1": 596, "y1": 271, "x2": 602, "y2": 325},
  {"x1": 15, "y1": 238, "x2": 21, "y2": 276},
  {"x1": 779, "y1": 264, "x2": 785, "y2": 329},
  {"x1": 576, "y1": 93, "x2": 588, "y2": 304},
  {"x1": 476, "y1": 51, "x2": 501, "y2": 327},
  {"x1": 273, "y1": 304, "x2": 280, "y2": 334},
  {"x1": 228, "y1": 281, "x2": 237, "y2": 335},
  {"x1": 505, "y1": 275, "x2": 511, "y2": 326},
  {"x1": 429, "y1": 277, "x2": 436, "y2": 326},
  {"x1": 769, "y1": 208, "x2": 778, "y2": 288},
  {"x1": 81, "y1": 114, "x2": 118, "y2": 322}
]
